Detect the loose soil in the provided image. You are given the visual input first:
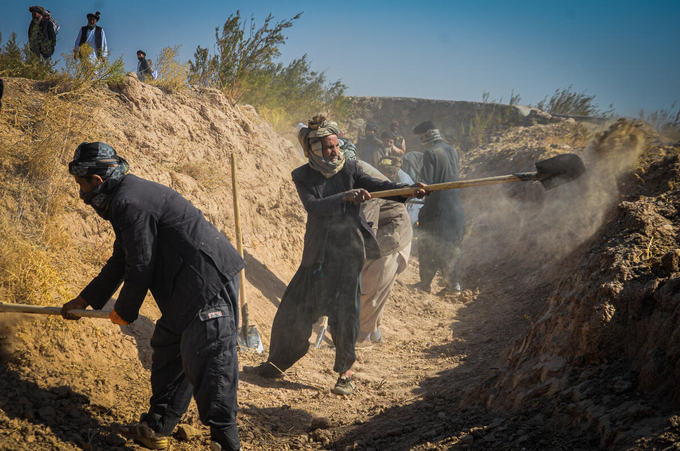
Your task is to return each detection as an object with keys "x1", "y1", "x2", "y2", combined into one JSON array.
[{"x1": 0, "y1": 76, "x2": 679, "y2": 450}]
